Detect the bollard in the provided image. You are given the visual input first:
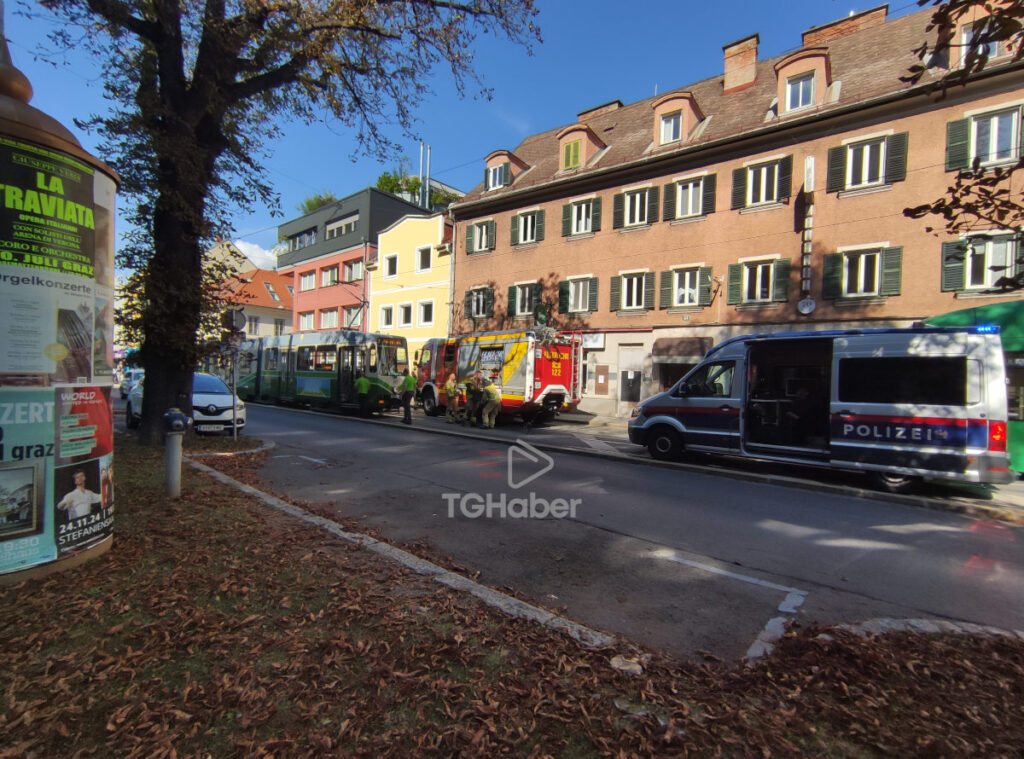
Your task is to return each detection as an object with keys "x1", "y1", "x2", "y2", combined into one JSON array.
[{"x1": 162, "y1": 408, "x2": 193, "y2": 499}]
